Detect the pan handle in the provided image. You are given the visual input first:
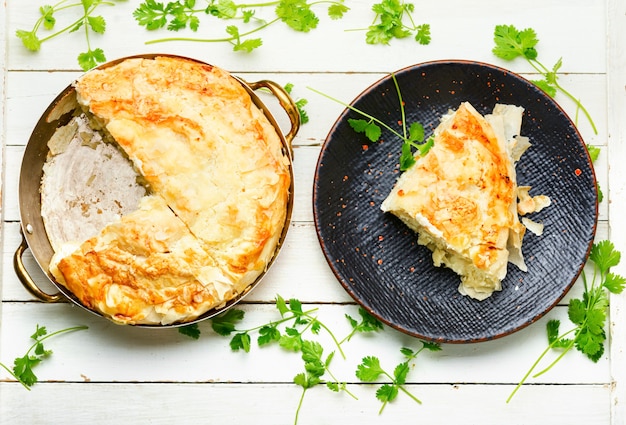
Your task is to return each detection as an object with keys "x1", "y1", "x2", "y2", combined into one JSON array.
[
  {"x1": 248, "y1": 80, "x2": 301, "y2": 154},
  {"x1": 14, "y1": 233, "x2": 64, "y2": 303}
]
